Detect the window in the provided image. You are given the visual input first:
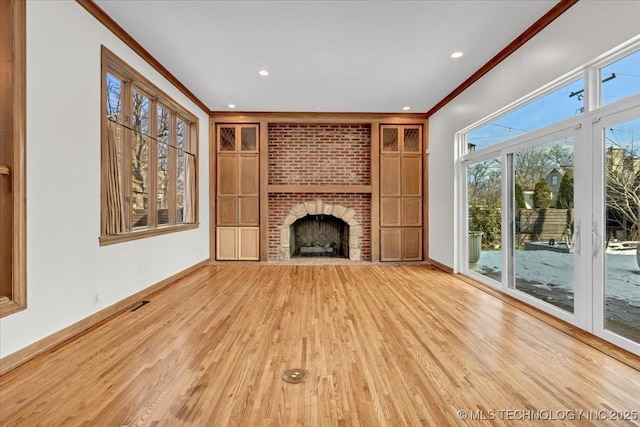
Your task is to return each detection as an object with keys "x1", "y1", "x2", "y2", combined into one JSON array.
[
  {"x1": 467, "y1": 78, "x2": 584, "y2": 151},
  {"x1": 101, "y1": 47, "x2": 198, "y2": 245},
  {"x1": 600, "y1": 49, "x2": 640, "y2": 106},
  {"x1": 0, "y1": 0, "x2": 26, "y2": 317}
]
